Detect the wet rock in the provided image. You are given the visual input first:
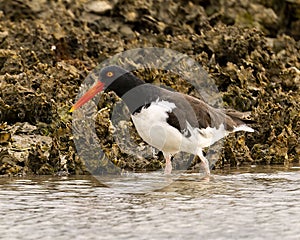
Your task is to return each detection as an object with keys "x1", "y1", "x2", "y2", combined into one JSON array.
[
  {"x1": 0, "y1": 0, "x2": 299, "y2": 175},
  {"x1": 0, "y1": 0, "x2": 47, "y2": 20},
  {"x1": 119, "y1": 25, "x2": 135, "y2": 37},
  {"x1": 84, "y1": 1, "x2": 114, "y2": 14},
  {"x1": 0, "y1": 131, "x2": 11, "y2": 144},
  {"x1": 0, "y1": 149, "x2": 21, "y2": 175},
  {"x1": 0, "y1": 79, "x2": 54, "y2": 124},
  {"x1": 0, "y1": 30, "x2": 8, "y2": 42}
]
